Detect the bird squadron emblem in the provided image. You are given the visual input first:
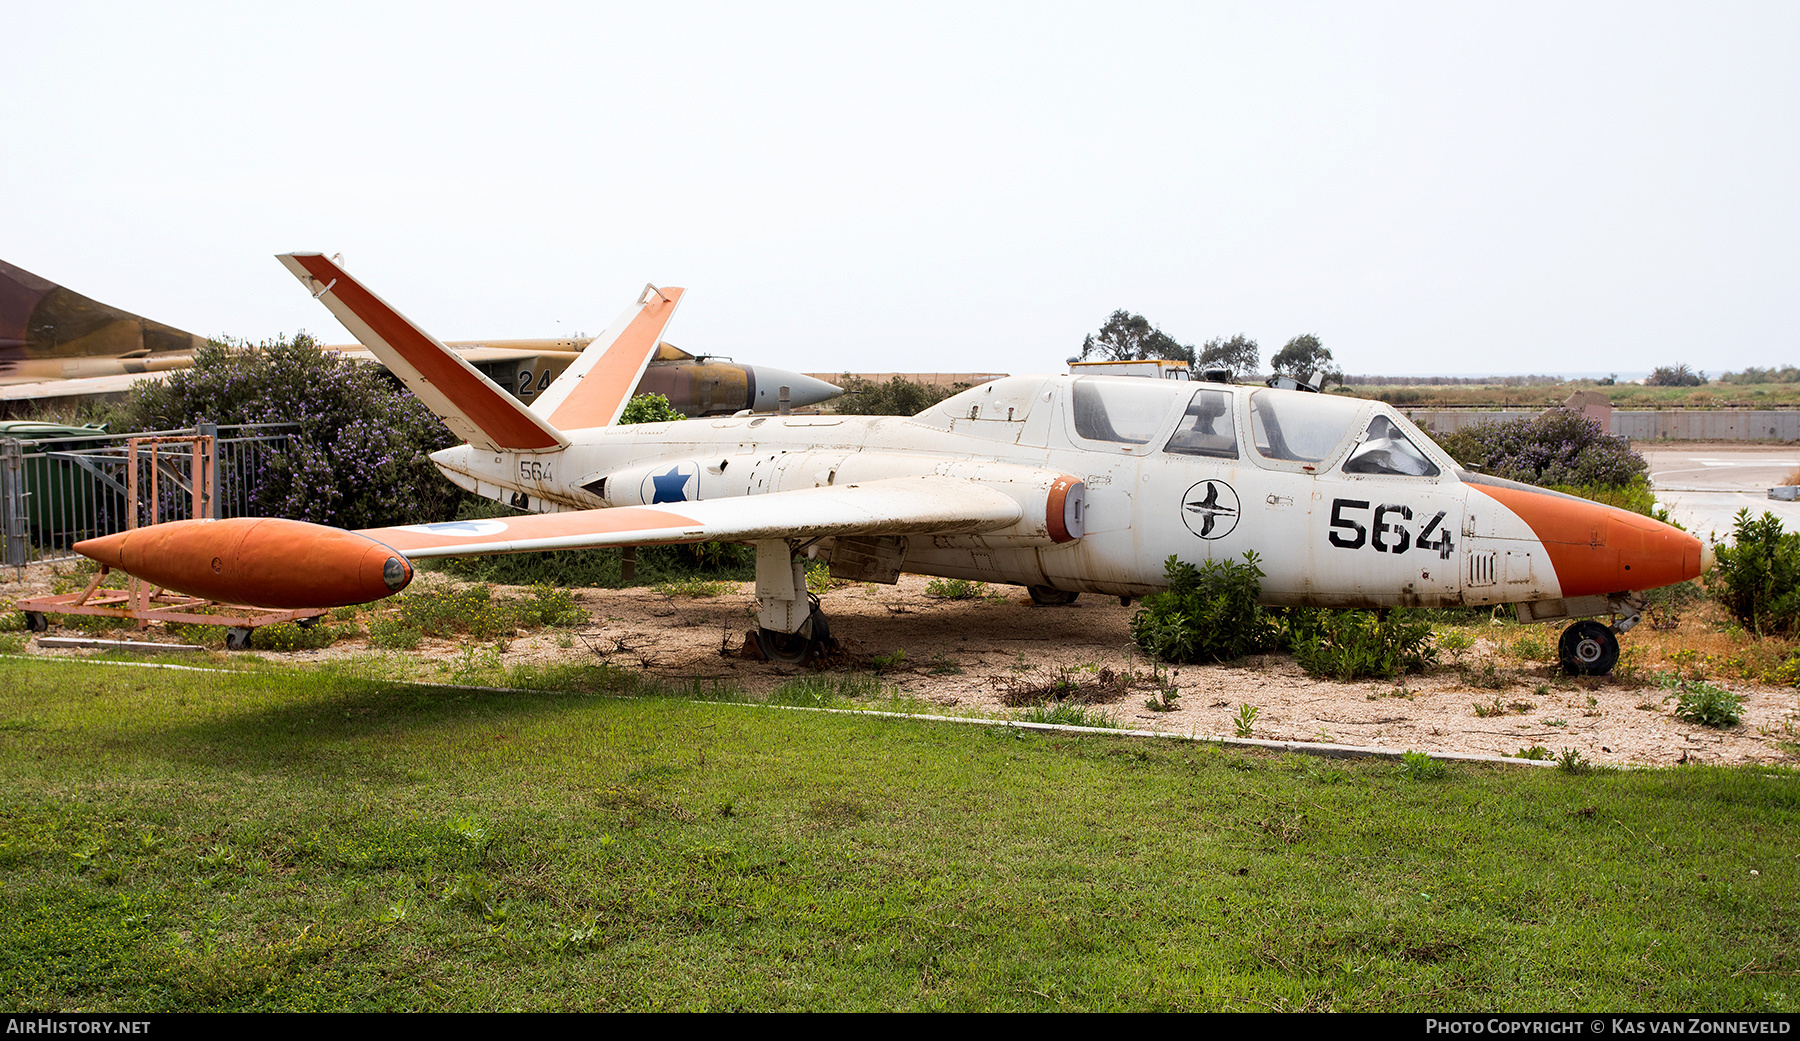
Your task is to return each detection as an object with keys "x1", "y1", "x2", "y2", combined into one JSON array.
[{"x1": 1181, "y1": 480, "x2": 1240, "y2": 540}]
